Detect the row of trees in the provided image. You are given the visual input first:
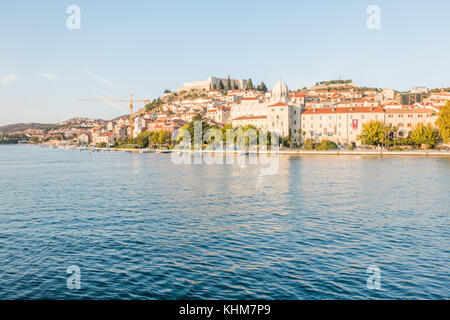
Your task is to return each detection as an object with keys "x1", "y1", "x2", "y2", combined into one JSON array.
[
  {"x1": 302, "y1": 139, "x2": 338, "y2": 150},
  {"x1": 113, "y1": 130, "x2": 172, "y2": 149},
  {"x1": 177, "y1": 114, "x2": 275, "y2": 147},
  {"x1": 145, "y1": 98, "x2": 164, "y2": 112},
  {"x1": 357, "y1": 101, "x2": 450, "y2": 149},
  {"x1": 210, "y1": 77, "x2": 268, "y2": 92},
  {"x1": 316, "y1": 79, "x2": 352, "y2": 86},
  {"x1": 357, "y1": 121, "x2": 439, "y2": 148}
]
